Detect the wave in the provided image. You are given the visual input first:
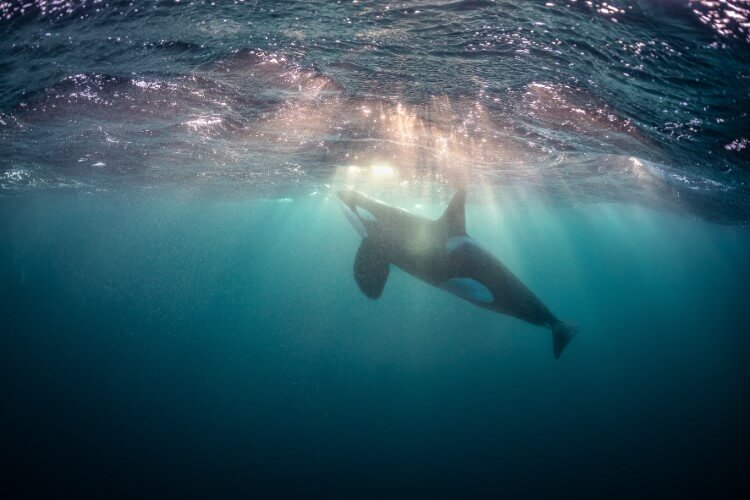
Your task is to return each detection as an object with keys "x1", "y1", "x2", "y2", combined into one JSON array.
[{"x1": 0, "y1": 2, "x2": 748, "y2": 224}]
